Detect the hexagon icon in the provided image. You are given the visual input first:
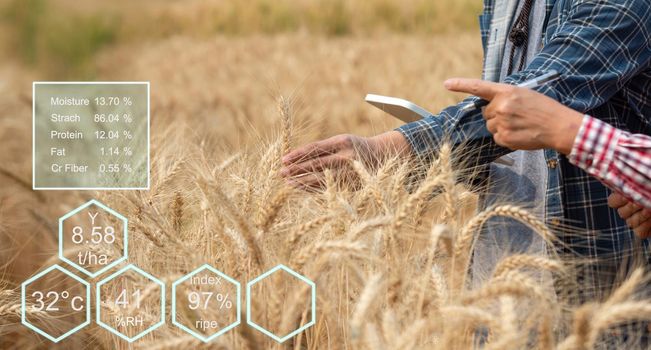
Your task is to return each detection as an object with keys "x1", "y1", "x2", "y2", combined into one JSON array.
[
  {"x1": 96, "y1": 264, "x2": 165, "y2": 342},
  {"x1": 59, "y1": 199, "x2": 128, "y2": 277},
  {"x1": 172, "y1": 264, "x2": 241, "y2": 342},
  {"x1": 247, "y1": 264, "x2": 316, "y2": 343},
  {"x1": 21, "y1": 264, "x2": 91, "y2": 343}
]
